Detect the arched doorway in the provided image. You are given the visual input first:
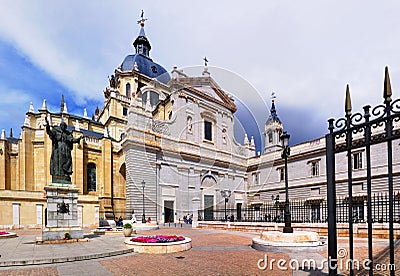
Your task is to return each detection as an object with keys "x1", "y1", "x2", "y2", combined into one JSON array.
[{"x1": 201, "y1": 175, "x2": 217, "y2": 221}]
